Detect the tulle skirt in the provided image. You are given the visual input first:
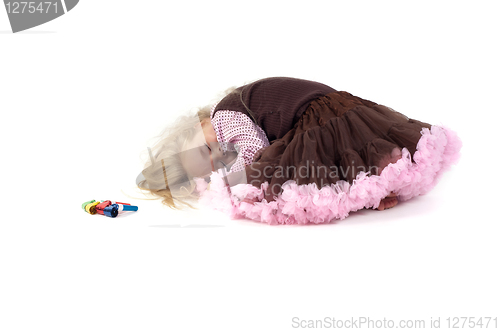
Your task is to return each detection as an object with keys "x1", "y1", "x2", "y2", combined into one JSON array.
[{"x1": 196, "y1": 91, "x2": 462, "y2": 225}]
